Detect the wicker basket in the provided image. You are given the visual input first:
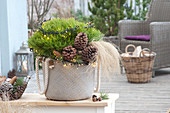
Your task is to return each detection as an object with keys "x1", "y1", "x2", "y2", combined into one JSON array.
[{"x1": 121, "y1": 45, "x2": 156, "y2": 83}]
